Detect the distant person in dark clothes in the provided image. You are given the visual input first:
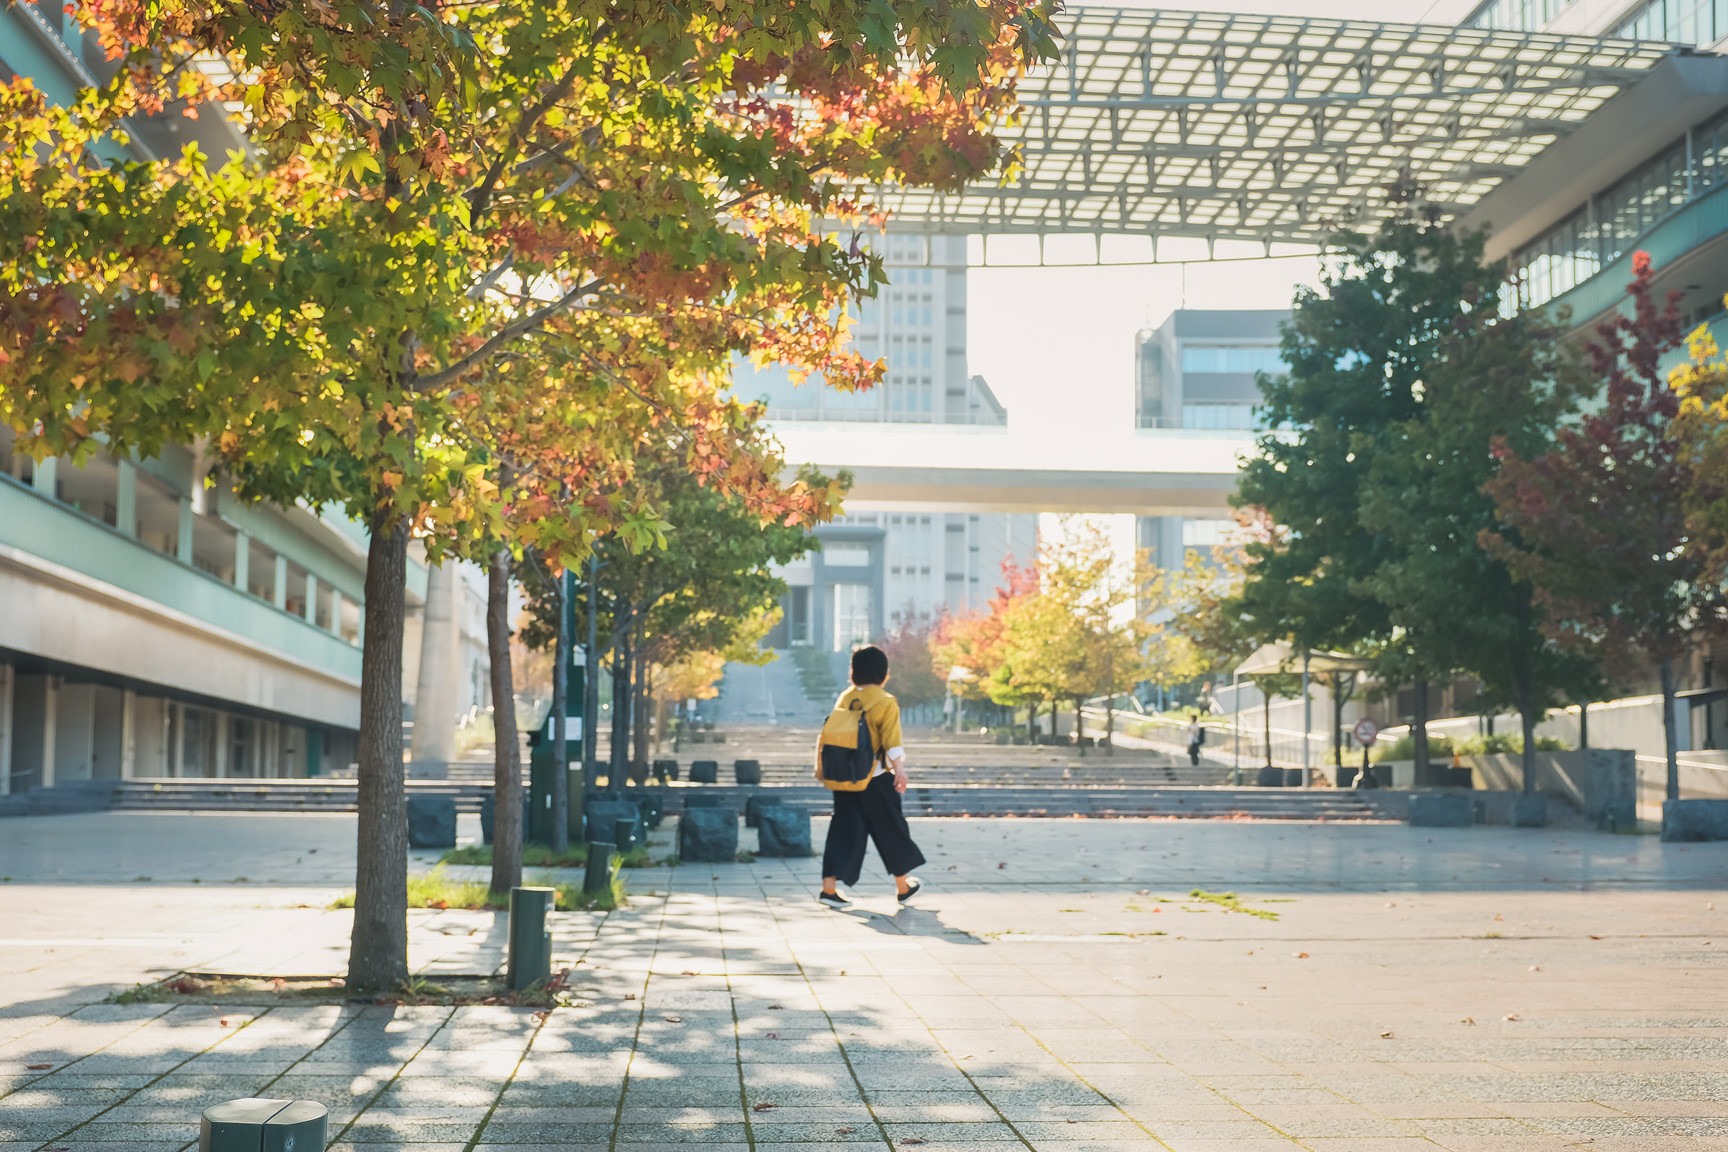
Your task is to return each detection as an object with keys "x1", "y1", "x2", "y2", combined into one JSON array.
[
  {"x1": 1185, "y1": 716, "x2": 1203, "y2": 766},
  {"x1": 814, "y1": 645, "x2": 926, "y2": 907}
]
